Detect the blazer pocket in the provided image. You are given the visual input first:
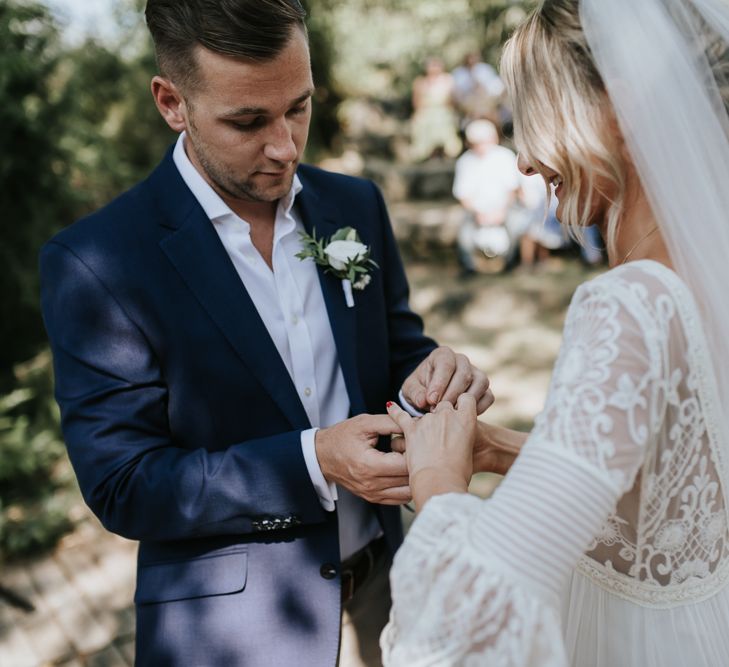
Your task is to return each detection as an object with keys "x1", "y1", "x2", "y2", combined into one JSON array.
[{"x1": 135, "y1": 548, "x2": 248, "y2": 605}]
